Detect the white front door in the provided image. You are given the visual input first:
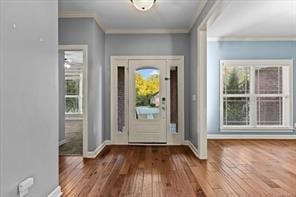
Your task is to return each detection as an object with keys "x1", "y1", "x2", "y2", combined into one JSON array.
[{"x1": 128, "y1": 60, "x2": 167, "y2": 143}]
